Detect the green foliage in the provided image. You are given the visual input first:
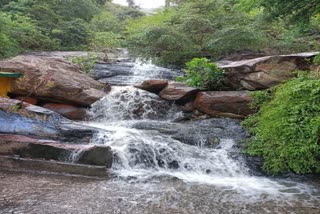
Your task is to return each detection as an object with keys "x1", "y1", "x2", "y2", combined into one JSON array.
[
  {"x1": 177, "y1": 58, "x2": 224, "y2": 90},
  {"x1": 89, "y1": 32, "x2": 122, "y2": 51},
  {"x1": 313, "y1": 55, "x2": 320, "y2": 66},
  {"x1": 243, "y1": 76, "x2": 320, "y2": 174},
  {"x1": 66, "y1": 54, "x2": 98, "y2": 74},
  {"x1": 0, "y1": 0, "x2": 140, "y2": 58},
  {"x1": 125, "y1": 0, "x2": 267, "y2": 65},
  {"x1": 248, "y1": 90, "x2": 273, "y2": 110}
]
